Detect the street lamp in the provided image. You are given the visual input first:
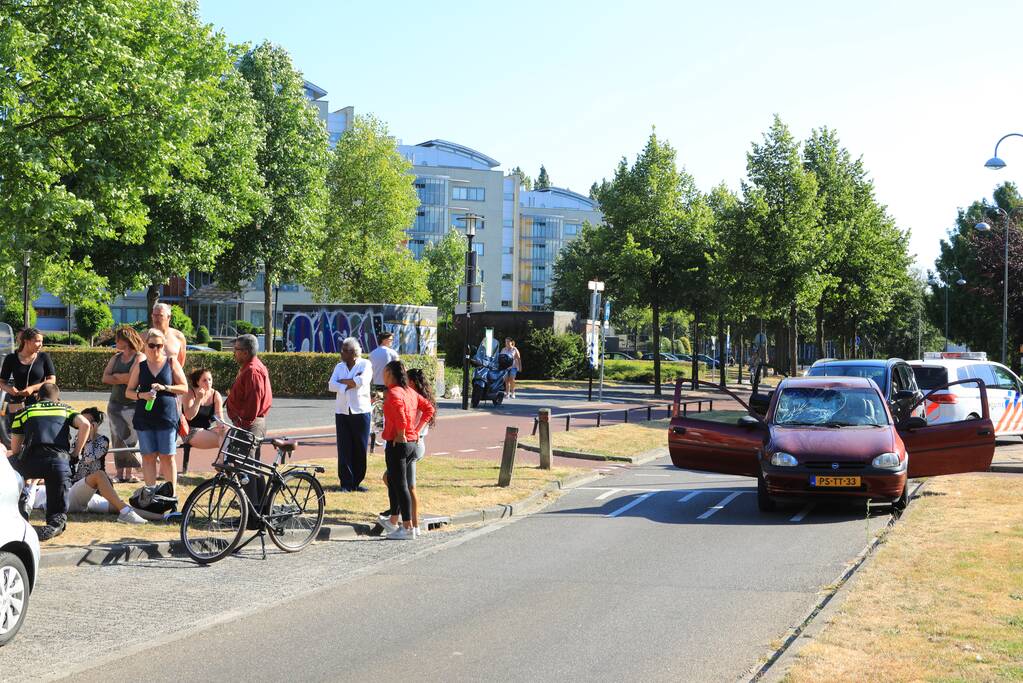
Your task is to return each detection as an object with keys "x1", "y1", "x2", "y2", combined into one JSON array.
[
  {"x1": 975, "y1": 208, "x2": 1020, "y2": 364},
  {"x1": 983, "y1": 132, "x2": 1023, "y2": 171},
  {"x1": 928, "y1": 268, "x2": 966, "y2": 352},
  {"x1": 458, "y1": 214, "x2": 480, "y2": 410},
  {"x1": 586, "y1": 280, "x2": 604, "y2": 401},
  {"x1": 21, "y1": 251, "x2": 30, "y2": 331}
]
